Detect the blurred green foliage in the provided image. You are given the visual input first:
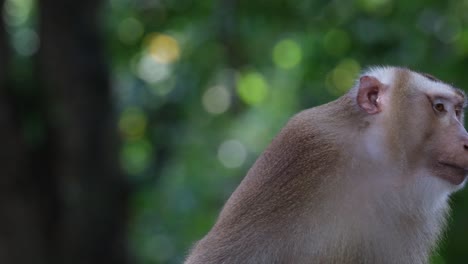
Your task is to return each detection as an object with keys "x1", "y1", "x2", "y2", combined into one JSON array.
[{"x1": 5, "y1": 0, "x2": 468, "y2": 263}]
